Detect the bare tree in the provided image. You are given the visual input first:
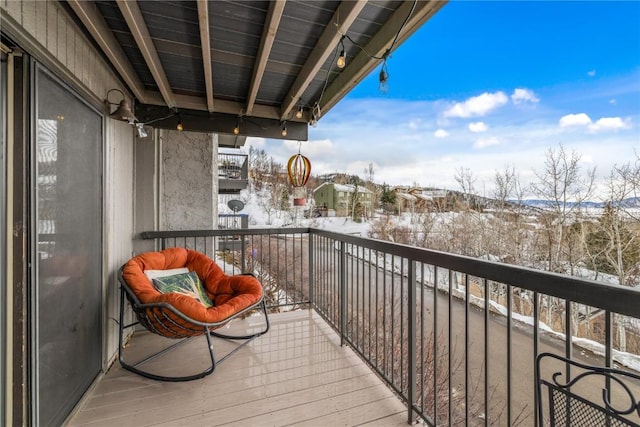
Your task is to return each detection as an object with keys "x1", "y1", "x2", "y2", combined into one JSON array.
[
  {"x1": 455, "y1": 166, "x2": 477, "y2": 207},
  {"x1": 364, "y1": 162, "x2": 375, "y2": 183},
  {"x1": 530, "y1": 144, "x2": 596, "y2": 272}
]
